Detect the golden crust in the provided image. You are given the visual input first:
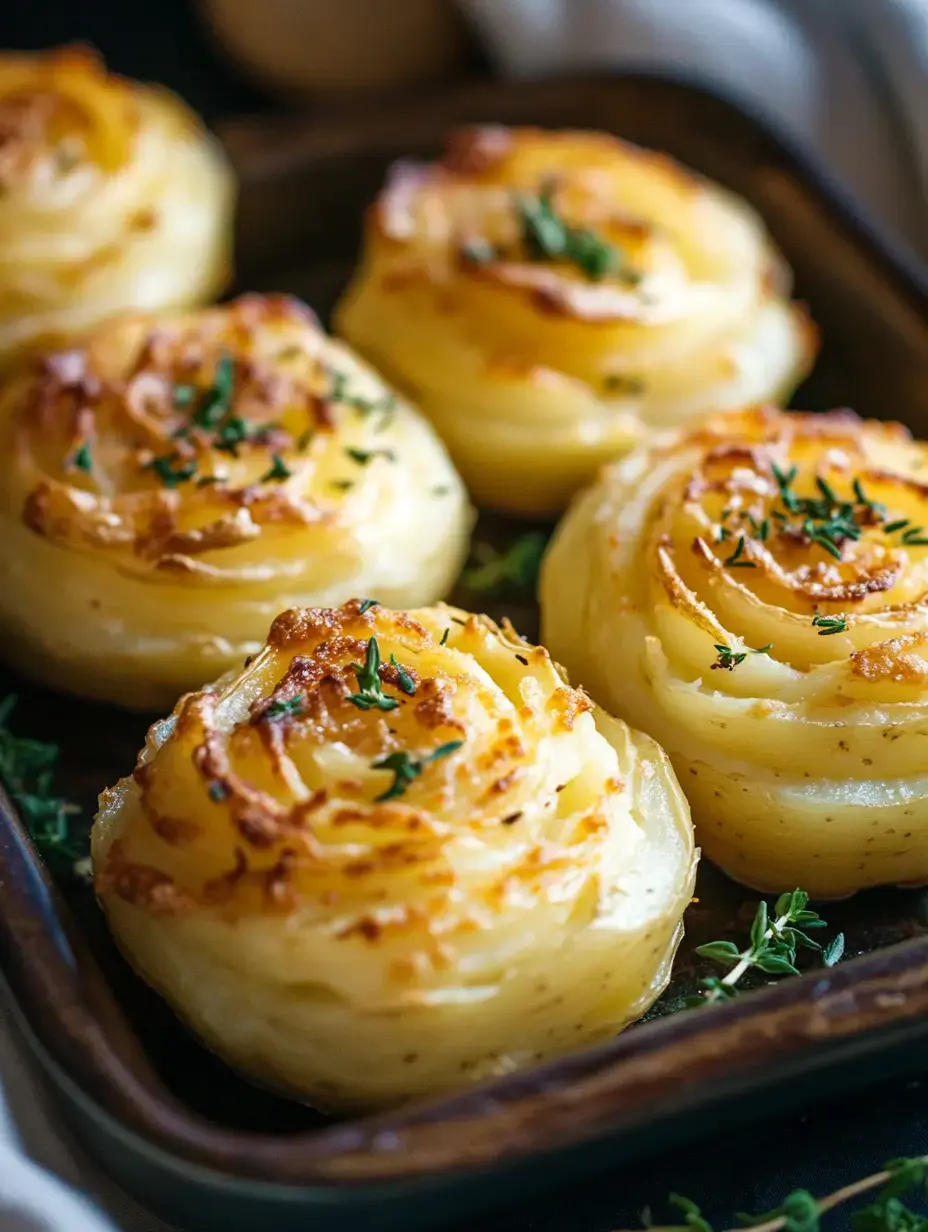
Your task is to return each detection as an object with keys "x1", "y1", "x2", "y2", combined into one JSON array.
[
  {"x1": 541, "y1": 405, "x2": 928, "y2": 898},
  {"x1": 0, "y1": 45, "x2": 234, "y2": 366},
  {"x1": 0, "y1": 296, "x2": 473, "y2": 707},
  {"x1": 336, "y1": 125, "x2": 817, "y2": 516},
  {"x1": 92, "y1": 601, "x2": 696, "y2": 1109}
]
